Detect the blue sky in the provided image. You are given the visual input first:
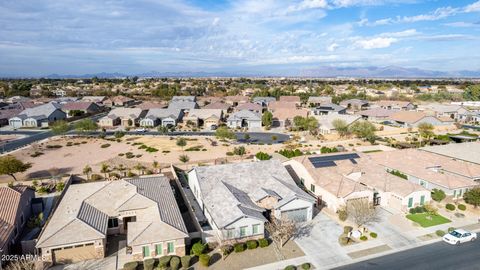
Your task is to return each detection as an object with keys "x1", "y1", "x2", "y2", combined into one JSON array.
[{"x1": 0, "y1": 0, "x2": 479, "y2": 76}]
